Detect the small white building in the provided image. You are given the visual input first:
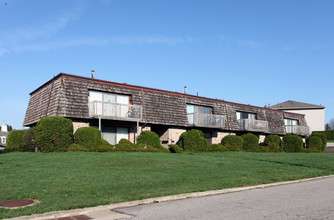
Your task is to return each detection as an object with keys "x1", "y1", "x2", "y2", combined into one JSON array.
[
  {"x1": 0, "y1": 122, "x2": 9, "y2": 148},
  {"x1": 271, "y1": 100, "x2": 325, "y2": 133}
]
